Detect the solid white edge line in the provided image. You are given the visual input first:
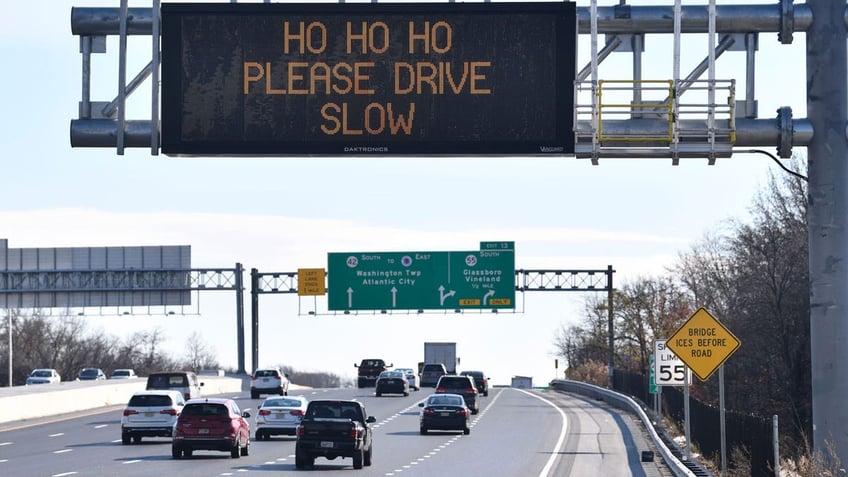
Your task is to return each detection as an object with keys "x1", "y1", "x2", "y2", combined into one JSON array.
[{"x1": 513, "y1": 389, "x2": 567, "y2": 477}]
